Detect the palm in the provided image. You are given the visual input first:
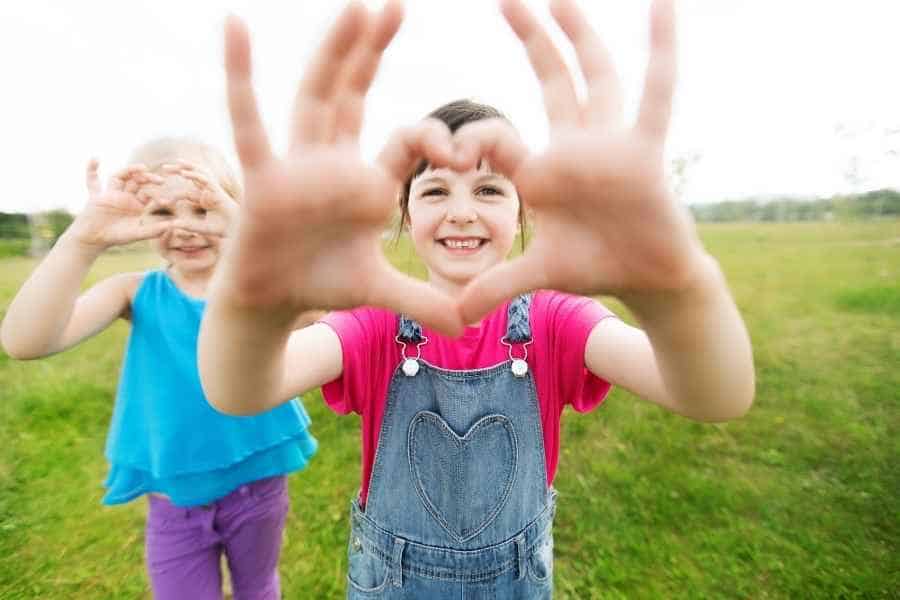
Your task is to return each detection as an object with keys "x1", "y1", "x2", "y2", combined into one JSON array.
[
  {"x1": 223, "y1": 5, "x2": 464, "y2": 335},
  {"x1": 458, "y1": 0, "x2": 704, "y2": 322},
  {"x1": 517, "y1": 130, "x2": 697, "y2": 296},
  {"x1": 235, "y1": 152, "x2": 396, "y2": 310},
  {"x1": 73, "y1": 162, "x2": 167, "y2": 249}
]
